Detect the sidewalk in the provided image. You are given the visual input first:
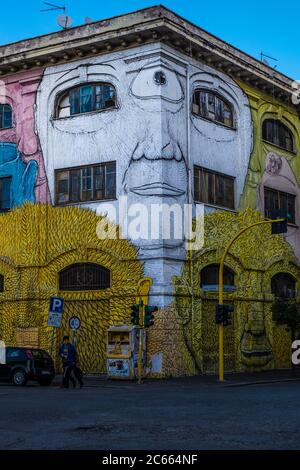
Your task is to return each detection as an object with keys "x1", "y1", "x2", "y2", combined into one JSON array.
[{"x1": 53, "y1": 368, "x2": 300, "y2": 388}]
